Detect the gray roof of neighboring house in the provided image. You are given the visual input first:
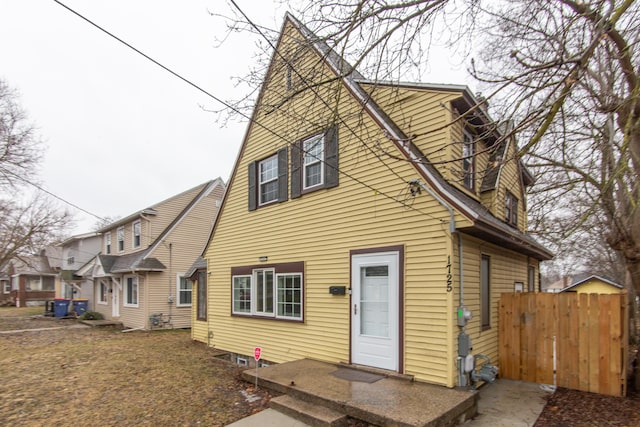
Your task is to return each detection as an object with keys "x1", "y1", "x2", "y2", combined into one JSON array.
[
  {"x1": 285, "y1": 14, "x2": 552, "y2": 260},
  {"x1": 185, "y1": 256, "x2": 206, "y2": 279},
  {"x1": 98, "y1": 252, "x2": 166, "y2": 274}
]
